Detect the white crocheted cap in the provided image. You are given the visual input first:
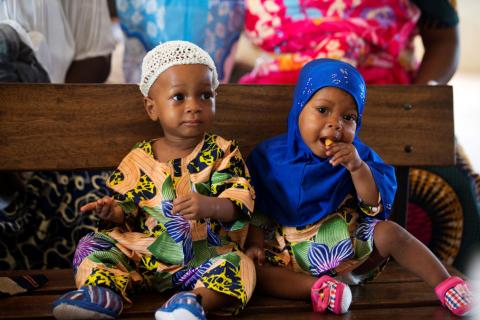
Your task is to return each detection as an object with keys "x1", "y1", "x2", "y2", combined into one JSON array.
[{"x1": 139, "y1": 40, "x2": 219, "y2": 97}]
